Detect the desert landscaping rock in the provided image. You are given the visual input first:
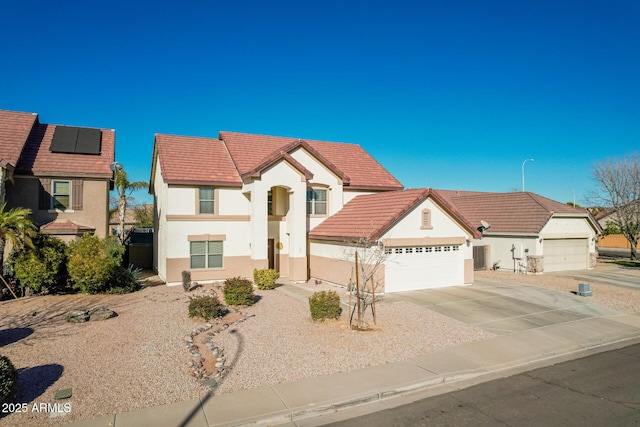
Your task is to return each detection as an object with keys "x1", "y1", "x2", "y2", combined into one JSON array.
[
  {"x1": 88, "y1": 305, "x2": 117, "y2": 321},
  {"x1": 64, "y1": 310, "x2": 90, "y2": 323}
]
